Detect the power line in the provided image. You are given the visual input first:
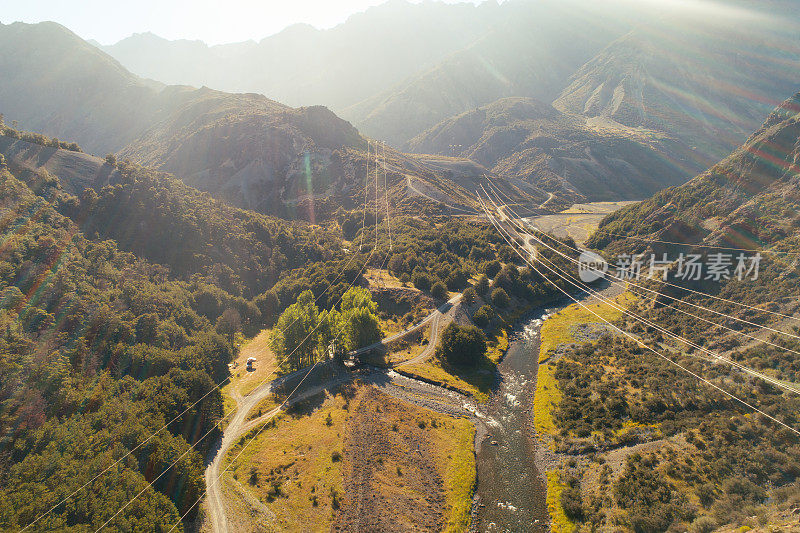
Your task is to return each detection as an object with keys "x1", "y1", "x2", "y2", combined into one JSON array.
[
  {"x1": 165, "y1": 252, "x2": 390, "y2": 533},
  {"x1": 375, "y1": 140, "x2": 380, "y2": 250},
  {"x1": 360, "y1": 141, "x2": 369, "y2": 251},
  {"x1": 23, "y1": 155, "x2": 380, "y2": 531},
  {"x1": 383, "y1": 141, "x2": 392, "y2": 251},
  {"x1": 485, "y1": 184, "x2": 800, "y2": 377},
  {"x1": 484, "y1": 189, "x2": 800, "y2": 396},
  {"x1": 478, "y1": 191, "x2": 800, "y2": 437},
  {"x1": 487, "y1": 183, "x2": 800, "y2": 333},
  {"x1": 587, "y1": 227, "x2": 800, "y2": 256},
  {"x1": 94, "y1": 249, "x2": 381, "y2": 531}
]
